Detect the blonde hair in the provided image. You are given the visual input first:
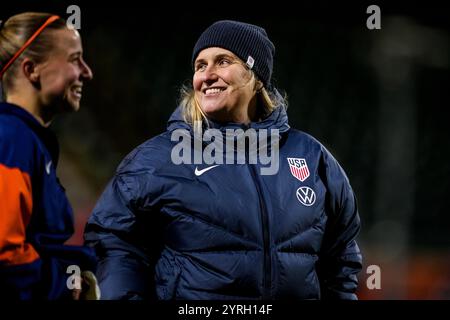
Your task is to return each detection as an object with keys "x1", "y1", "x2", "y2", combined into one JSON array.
[
  {"x1": 178, "y1": 70, "x2": 286, "y2": 131},
  {"x1": 0, "y1": 12, "x2": 66, "y2": 97}
]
